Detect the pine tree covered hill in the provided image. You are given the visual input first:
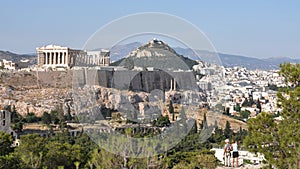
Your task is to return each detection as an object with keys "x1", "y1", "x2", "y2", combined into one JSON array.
[{"x1": 111, "y1": 39, "x2": 198, "y2": 70}]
